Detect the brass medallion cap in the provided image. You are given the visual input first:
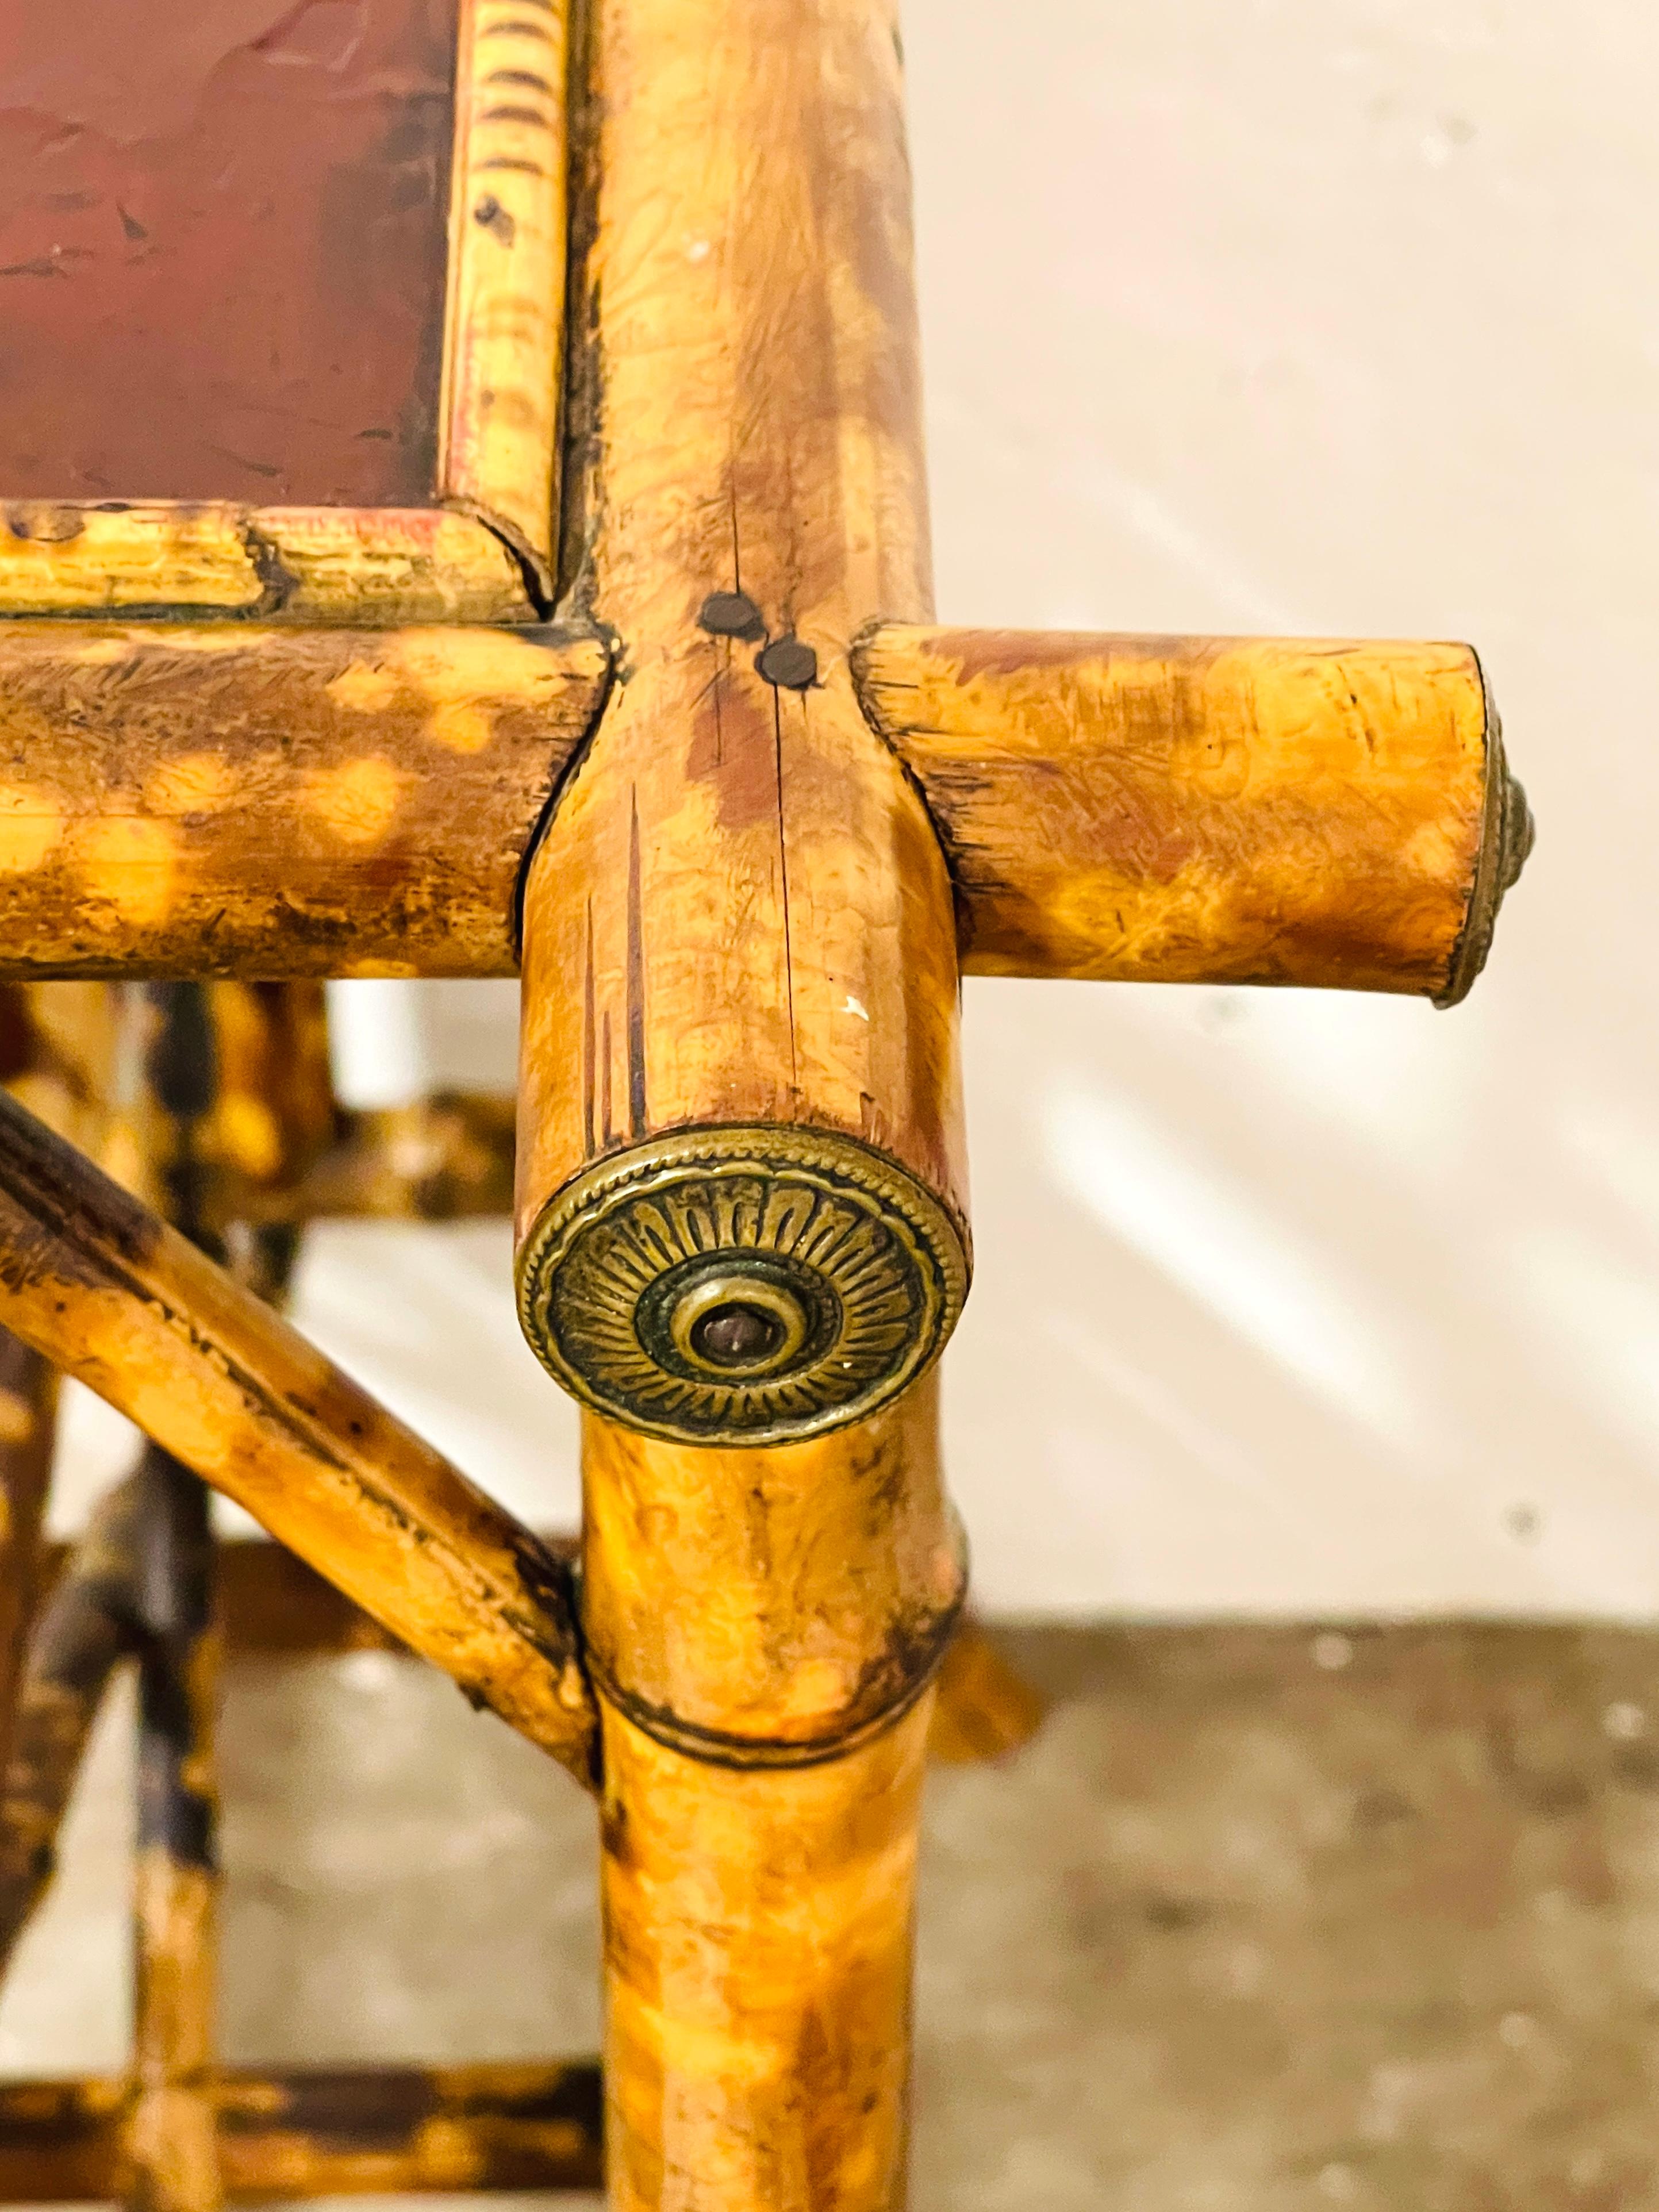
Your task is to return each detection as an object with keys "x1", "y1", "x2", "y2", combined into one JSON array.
[
  {"x1": 516, "y1": 1125, "x2": 970, "y2": 1446},
  {"x1": 1435, "y1": 688, "x2": 1534, "y2": 1008}
]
